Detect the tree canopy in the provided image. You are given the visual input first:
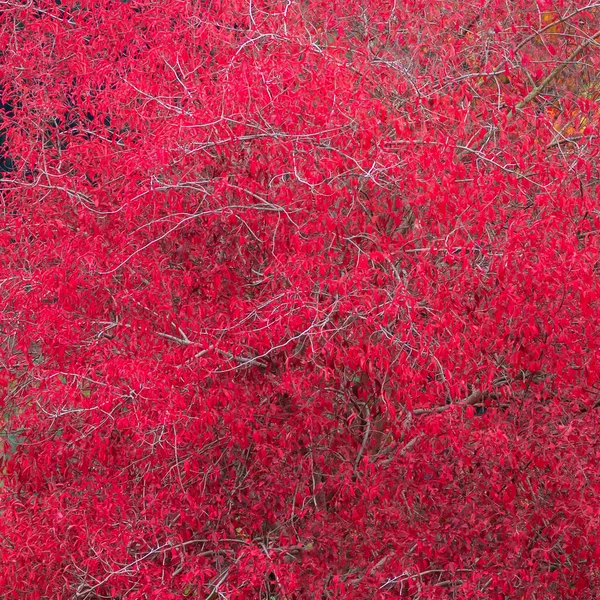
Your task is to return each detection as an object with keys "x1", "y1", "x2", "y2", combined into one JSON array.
[{"x1": 2, "y1": 0, "x2": 600, "y2": 597}]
